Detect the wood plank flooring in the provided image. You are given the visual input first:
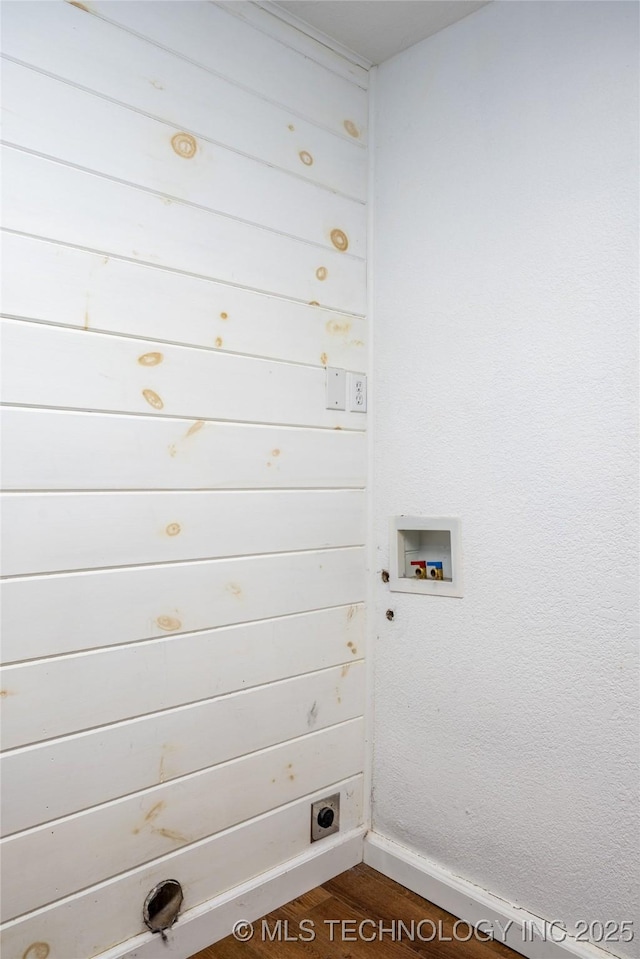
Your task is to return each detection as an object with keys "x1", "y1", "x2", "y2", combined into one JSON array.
[{"x1": 191, "y1": 863, "x2": 519, "y2": 958}]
